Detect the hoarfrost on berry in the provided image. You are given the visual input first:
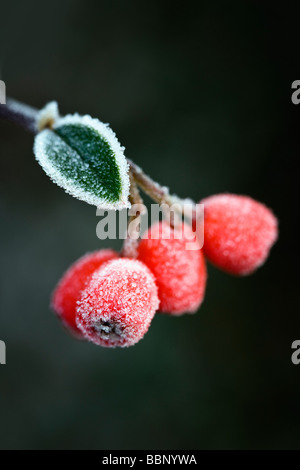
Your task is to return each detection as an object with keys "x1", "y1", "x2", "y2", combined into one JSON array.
[
  {"x1": 138, "y1": 221, "x2": 207, "y2": 315},
  {"x1": 76, "y1": 258, "x2": 159, "y2": 347},
  {"x1": 201, "y1": 193, "x2": 278, "y2": 275},
  {"x1": 52, "y1": 249, "x2": 117, "y2": 336}
]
